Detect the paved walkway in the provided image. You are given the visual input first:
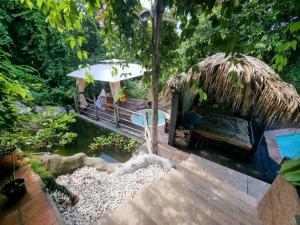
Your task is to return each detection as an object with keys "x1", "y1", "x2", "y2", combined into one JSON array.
[
  {"x1": 98, "y1": 154, "x2": 270, "y2": 225},
  {"x1": 0, "y1": 162, "x2": 62, "y2": 225}
]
